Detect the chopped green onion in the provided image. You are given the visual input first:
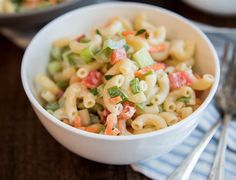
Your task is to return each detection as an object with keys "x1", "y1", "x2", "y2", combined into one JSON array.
[
  {"x1": 105, "y1": 75, "x2": 114, "y2": 80},
  {"x1": 80, "y1": 47, "x2": 94, "y2": 63},
  {"x1": 94, "y1": 47, "x2": 112, "y2": 63},
  {"x1": 107, "y1": 86, "x2": 128, "y2": 101},
  {"x1": 123, "y1": 44, "x2": 130, "y2": 52},
  {"x1": 103, "y1": 38, "x2": 126, "y2": 50},
  {"x1": 176, "y1": 97, "x2": 191, "y2": 103},
  {"x1": 130, "y1": 78, "x2": 141, "y2": 94},
  {"x1": 141, "y1": 71, "x2": 154, "y2": 78},
  {"x1": 136, "y1": 29, "x2": 146, "y2": 36},
  {"x1": 48, "y1": 61, "x2": 62, "y2": 75},
  {"x1": 96, "y1": 29, "x2": 102, "y2": 36},
  {"x1": 45, "y1": 102, "x2": 59, "y2": 111},
  {"x1": 136, "y1": 103, "x2": 145, "y2": 110},
  {"x1": 145, "y1": 32, "x2": 150, "y2": 39},
  {"x1": 90, "y1": 88, "x2": 99, "y2": 96}
]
